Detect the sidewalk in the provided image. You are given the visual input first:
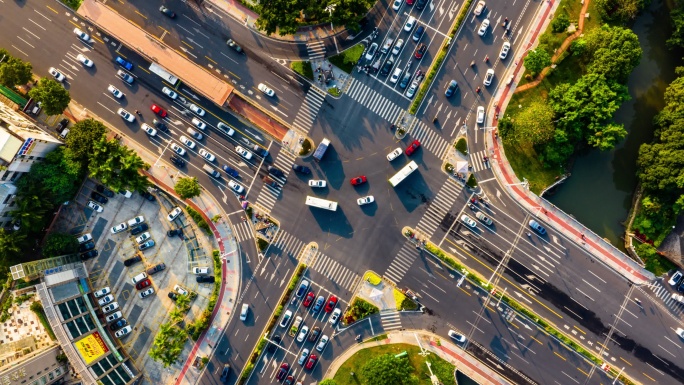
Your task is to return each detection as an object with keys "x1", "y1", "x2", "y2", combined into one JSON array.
[
  {"x1": 484, "y1": 0, "x2": 654, "y2": 285},
  {"x1": 61, "y1": 102, "x2": 243, "y2": 385},
  {"x1": 325, "y1": 330, "x2": 514, "y2": 385}
]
